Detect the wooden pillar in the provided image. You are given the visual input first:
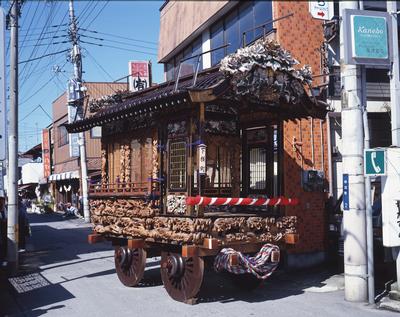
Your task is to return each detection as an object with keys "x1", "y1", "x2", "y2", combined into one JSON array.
[
  {"x1": 158, "y1": 124, "x2": 165, "y2": 214},
  {"x1": 197, "y1": 102, "x2": 206, "y2": 217},
  {"x1": 101, "y1": 143, "x2": 108, "y2": 186},
  {"x1": 186, "y1": 114, "x2": 195, "y2": 216}
]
